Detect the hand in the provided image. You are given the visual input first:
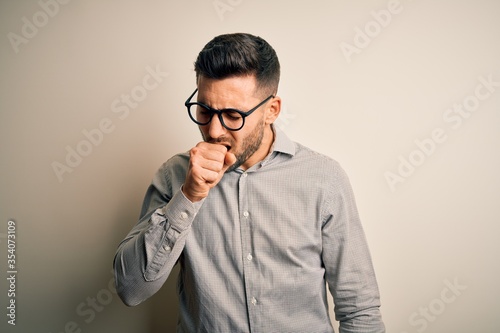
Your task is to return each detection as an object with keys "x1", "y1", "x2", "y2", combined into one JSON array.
[{"x1": 182, "y1": 142, "x2": 237, "y2": 202}]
